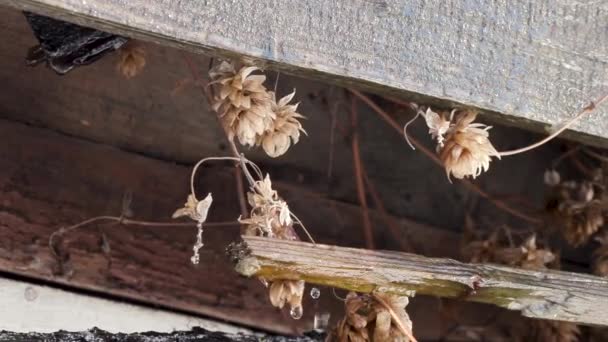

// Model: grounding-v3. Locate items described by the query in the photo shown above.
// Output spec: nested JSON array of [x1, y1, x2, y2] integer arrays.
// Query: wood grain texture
[[0, 118, 474, 337], [235, 236, 608, 327], [1, 0, 607, 145], [0, 6, 581, 240]]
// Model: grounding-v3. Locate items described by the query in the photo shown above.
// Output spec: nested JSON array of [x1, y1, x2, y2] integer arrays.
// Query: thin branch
[[327, 100, 341, 181], [350, 96, 375, 249], [235, 167, 249, 219], [349, 89, 541, 224], [361, 167, 414, 253], [49, 216, 239, 256], [551, 145, 582, 169], [583, 148, 608, 164]]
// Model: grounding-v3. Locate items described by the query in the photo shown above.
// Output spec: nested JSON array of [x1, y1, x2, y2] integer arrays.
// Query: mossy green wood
[[235, 236, 608, 327]]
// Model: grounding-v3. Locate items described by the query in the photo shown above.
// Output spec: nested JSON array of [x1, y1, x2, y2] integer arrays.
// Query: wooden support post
[[1, 0, 607, 146], [233, 236, 608, 327]]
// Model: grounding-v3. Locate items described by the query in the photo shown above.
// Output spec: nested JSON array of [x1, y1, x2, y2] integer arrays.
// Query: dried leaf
[[423, 108, 450, 147]]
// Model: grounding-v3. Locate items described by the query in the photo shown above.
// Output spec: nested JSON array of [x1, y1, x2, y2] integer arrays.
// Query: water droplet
[[313, 312, 330, 332], [310, 287, 321, 299], [290, 305, 303, 320]]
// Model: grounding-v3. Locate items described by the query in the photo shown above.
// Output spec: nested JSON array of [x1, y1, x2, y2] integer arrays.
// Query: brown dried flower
[[495, 235, 555, 270], [117, 41, 146, 79], [327, 292, 414, 342], [239, 174, 297, 239], [427, 109, 500, 180], [546, 173, 605, 247], [268, 279, 305, 317], [259, 91, 306, 157], [209, 62, 274, 147], [172, 193, 213, 226], [463, 231, 500, 264], [527, 319, 580, 342], [239, 174, 305, 314], [172, 193, 213, 264]]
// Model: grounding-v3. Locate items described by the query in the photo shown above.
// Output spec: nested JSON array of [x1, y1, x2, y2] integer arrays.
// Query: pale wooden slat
[[0, 0, 607, 146], [235, 236, 608, 327]]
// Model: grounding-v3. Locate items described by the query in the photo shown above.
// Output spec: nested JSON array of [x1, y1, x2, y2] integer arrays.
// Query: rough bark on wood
[[0, 0, 606, 146], [233, 236, 608, 327]]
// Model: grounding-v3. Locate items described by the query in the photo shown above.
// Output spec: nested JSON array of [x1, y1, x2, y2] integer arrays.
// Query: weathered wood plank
[[1, 0, 607, 145], [234, 236, 608, 327], [0, 118, 479, 337], [0, 6, 584, 243]]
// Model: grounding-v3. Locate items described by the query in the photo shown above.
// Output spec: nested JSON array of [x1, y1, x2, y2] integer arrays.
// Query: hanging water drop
[[310, 287, 321, 299], [290, 305, 303, 320]]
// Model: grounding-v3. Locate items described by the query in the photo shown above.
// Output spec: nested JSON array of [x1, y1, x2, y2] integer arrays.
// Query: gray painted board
[[0, 0, 607, 145]]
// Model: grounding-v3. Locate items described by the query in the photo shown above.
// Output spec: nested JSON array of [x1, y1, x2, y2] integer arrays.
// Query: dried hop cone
[[527, 319, 580, 342], [239, 174, 297, 239], [439, 110, 500, 180], [327, 292, 414, 342], [549, 177, 605, 247], [209, 62, 274, 147], [239, 175, 304, 314], [117, 41, 146, 79], [258, 91, 306, 157], [564, 205, 604, 247], [492, 235, 555, 270], [268, 279, 305, 318], [423, 109, 500, 180]]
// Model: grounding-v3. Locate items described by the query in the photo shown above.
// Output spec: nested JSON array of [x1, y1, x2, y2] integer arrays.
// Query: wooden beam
[[233, 236, 608, 327], [0, 118, 469, 336], [0, 0, 607, 145]]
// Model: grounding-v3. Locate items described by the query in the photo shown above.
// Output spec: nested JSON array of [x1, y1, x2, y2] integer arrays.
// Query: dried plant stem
[[372, 294, 418, 342], [182, 54, 260, 193], [190, 156, 243, 199], [362, 167, 414, 252], [235, 167, 249, 219], [583, 148, 608, 163], [349, 89, 541, 224], [403, 109, 422, 150], [49, 216, 239, 256], [551, 145, 581, 168], [351, 97, 375, 249], [183, 54, 315, 245], [499, 93, 608, 156], [327, 100, 341, 181]]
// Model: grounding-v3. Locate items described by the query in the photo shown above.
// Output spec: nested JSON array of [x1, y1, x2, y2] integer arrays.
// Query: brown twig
[[349, 89, 541, 224], [327, 100, 341, 181], [362, 167, 414, 253], [235, 166, 249, 217], [49, 216, 239, 257], [551, 145, 582, 169], [351, 96, 375, 249]]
